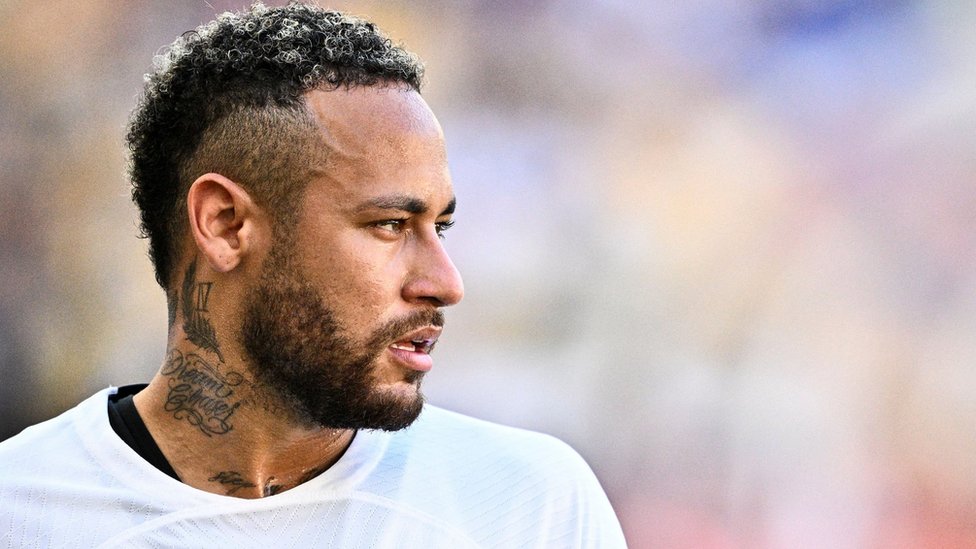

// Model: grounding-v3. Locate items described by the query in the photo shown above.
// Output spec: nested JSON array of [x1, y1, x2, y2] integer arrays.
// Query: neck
[[134, 343, 354, 498], [134, 260, 354, 498], [135, 261, 354, 498]]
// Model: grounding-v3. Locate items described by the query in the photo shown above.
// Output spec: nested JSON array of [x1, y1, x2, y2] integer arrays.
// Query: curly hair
[[127, 2, 425, 289]]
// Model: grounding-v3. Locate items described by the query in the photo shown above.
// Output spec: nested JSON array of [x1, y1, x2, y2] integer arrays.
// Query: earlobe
[[186, 173, 260, 273]]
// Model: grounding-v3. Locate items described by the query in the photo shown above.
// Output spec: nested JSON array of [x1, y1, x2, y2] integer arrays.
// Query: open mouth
[[390, 338, 436, 354], [386, 325, 441, 372]]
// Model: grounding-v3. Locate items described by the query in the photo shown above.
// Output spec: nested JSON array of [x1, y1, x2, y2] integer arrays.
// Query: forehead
[[305, 84, 444, 145], [302, 86, 449, 203]]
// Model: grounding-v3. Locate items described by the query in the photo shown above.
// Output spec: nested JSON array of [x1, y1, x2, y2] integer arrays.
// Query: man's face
[[240, 85, 463, 430]]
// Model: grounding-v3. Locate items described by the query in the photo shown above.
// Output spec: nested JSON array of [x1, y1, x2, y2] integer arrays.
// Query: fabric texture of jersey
[[0, 387, 627, 548]]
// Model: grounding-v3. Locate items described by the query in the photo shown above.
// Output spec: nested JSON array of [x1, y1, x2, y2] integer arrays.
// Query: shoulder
[[404, 405, 591, 477], [0, 388, 182, 548], [0, 389, 117, 545], [0, 388, 127, 494], [0, 391, 97, 465], [362, 405, 627, 547]]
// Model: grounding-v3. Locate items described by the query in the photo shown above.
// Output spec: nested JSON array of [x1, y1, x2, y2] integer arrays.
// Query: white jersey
[[0, 387, 626, 548]]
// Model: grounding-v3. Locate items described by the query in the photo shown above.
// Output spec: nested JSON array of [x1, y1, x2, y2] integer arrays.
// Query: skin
[[133, 85, 464, 498]]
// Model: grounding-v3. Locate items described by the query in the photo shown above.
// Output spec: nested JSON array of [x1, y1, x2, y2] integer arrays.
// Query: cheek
[[314, 250, 401, 323], [295, 225, 407, 321]]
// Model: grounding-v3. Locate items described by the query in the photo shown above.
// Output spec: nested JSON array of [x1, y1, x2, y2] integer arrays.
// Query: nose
[[402, 235, 464, 307]]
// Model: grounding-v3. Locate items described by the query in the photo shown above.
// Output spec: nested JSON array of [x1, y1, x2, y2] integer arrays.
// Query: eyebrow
[[357, 194, 456, 216]]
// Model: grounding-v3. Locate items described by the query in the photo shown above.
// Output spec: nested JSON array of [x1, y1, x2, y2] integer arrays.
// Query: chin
[[364, 386, 425, 431], [378, 383, 424, 408], [374, 367, 425, 398], [376, 374, 426, 404], [308, 381, 426, 432]]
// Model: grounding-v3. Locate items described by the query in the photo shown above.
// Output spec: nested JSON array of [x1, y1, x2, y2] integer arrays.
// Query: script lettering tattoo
[[207, 464, 332, 498], [161, 349, 243, 436], [208, 471, 256, 495], [181, 260, 224, 362]]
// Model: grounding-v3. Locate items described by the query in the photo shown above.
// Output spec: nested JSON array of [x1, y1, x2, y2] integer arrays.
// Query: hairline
[[163, 80, 422, 290]]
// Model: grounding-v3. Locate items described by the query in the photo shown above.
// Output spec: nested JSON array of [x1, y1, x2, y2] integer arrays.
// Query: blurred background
[[1, 0, 975, 546]]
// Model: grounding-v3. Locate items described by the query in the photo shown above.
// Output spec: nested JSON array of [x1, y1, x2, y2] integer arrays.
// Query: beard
[[239, 241, 443, 431]]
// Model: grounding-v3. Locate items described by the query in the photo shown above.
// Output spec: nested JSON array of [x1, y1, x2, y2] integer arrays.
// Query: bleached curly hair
[[127, 2, 425, 289]]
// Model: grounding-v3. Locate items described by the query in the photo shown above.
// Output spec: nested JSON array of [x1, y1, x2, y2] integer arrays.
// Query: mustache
[[367, 309, 444, 348]]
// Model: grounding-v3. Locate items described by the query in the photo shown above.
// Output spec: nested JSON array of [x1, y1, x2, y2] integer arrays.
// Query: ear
[[186, 173, 264, 273]]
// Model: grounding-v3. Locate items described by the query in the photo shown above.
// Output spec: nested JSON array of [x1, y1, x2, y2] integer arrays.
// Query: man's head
[[239, 85, 463, 430], [129, 3, 463, 430], [127, 2, 424, 289]]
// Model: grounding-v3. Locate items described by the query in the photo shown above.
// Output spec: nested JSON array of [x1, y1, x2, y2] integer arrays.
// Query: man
[[0, 3, 626, 547]]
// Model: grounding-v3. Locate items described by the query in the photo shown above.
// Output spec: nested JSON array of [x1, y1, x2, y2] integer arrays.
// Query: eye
[[435, 220, 455, 239], [374, 219, 407, 233]]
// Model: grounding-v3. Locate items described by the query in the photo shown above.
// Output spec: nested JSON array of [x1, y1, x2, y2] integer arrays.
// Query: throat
[[138, 374, 355, 498], [185, 428, 354, 498], [205, 461, 335, 499]]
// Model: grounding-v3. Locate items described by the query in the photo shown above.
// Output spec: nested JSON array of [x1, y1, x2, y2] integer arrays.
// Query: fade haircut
[[127, 2, 425, 289]]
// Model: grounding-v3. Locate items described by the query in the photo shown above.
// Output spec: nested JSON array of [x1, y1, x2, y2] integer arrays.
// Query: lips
[[387, 326, 441, 372], [390, 339, 436, 353]]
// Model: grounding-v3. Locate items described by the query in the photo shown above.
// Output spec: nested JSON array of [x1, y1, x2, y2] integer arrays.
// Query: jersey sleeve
[[537, 437, 629, 548]]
